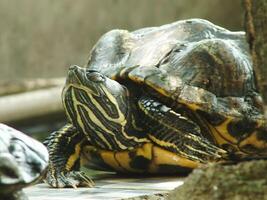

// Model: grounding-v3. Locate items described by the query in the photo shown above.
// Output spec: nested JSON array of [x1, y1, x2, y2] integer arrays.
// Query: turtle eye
[[86, 71, 105, 82]]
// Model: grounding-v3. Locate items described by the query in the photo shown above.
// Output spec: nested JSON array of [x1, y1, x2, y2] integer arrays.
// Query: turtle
[[0, 123, 48, 200], [44, 19, 267, 188]]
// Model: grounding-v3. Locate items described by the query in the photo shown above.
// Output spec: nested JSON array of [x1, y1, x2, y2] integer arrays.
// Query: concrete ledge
[[0, 86, 63, 123], [24, 176, 184, 200]]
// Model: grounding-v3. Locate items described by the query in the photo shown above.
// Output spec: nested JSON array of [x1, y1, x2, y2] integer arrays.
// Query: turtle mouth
[[65, 65, 85, 85]]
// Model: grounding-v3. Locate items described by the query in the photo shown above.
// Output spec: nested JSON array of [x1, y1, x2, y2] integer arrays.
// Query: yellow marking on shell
[[110, 73, 118, 80], [239, 132, 267, 152], [99, 150, 125, 172], [116, 143, 153, 172], [206, 122, 231, 147], [184, 103, 201, 111], [204, 118, 245, 154], [82, 145, 143, 172], [66, 142, 81, 171], [135, 143, 153, 160], [202, 117, 267, 155], [143, 74, 183, 98], [147, 83, 170, 97], [128, 73, 144, 84], [81, 143, 200, 173], [114, 151, 133, 171], [95, 144, 153, 173], [213, 118, 238, 144], [119, 67, 130, 78], [148, 134, 205, 163], [114, 151, 142, 173], [93, 143, 153, 173], [150, 145, 200, 171], [178, 98, 201, 111]]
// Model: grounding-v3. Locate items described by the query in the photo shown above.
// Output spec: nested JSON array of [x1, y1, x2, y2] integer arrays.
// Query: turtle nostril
[[86, 72, 105, 82], [69, 65, 79, 71], [87, 69, 99, 73]]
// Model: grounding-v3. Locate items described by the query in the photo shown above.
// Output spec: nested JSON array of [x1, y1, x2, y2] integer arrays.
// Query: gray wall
[[0, 0, 243, 80]]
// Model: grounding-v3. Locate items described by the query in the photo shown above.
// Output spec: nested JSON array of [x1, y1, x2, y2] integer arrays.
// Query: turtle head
[[63, 65, 131, 141]]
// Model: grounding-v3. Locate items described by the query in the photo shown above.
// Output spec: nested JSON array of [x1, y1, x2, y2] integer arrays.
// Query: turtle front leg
[[138, 96, 227, 166], [44, 124, 94, 188]]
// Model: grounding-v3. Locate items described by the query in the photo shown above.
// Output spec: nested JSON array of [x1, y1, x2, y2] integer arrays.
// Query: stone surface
[[24, 176, 184, 200], [168, 160, 267, 200]]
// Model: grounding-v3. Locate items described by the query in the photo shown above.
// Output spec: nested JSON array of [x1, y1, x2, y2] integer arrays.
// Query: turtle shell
[[0, 123, 48, 196], [86, 18, 262, 120]]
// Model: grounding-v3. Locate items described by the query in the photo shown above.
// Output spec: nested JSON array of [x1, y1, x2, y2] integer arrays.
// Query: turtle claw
[[67, 171, 95, 188], [46, 169, 94, 188]]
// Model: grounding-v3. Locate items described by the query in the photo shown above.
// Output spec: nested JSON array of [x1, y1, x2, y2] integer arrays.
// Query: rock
[[124, 193, 168, 200], [0, 123, 49, 200], [168, 160, 267, 200]]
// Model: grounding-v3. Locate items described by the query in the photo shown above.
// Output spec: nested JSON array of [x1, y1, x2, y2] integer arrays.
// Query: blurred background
[[0, 0, 244, 139], [1, 0, 243, 80]]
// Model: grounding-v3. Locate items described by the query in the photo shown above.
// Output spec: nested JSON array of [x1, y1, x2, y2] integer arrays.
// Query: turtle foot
[[45, 170, 95, 188]]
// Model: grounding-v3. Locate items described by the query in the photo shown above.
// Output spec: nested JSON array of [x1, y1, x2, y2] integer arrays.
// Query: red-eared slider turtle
[[45, 19, 267, 188], [0, 123, 48, 200]]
